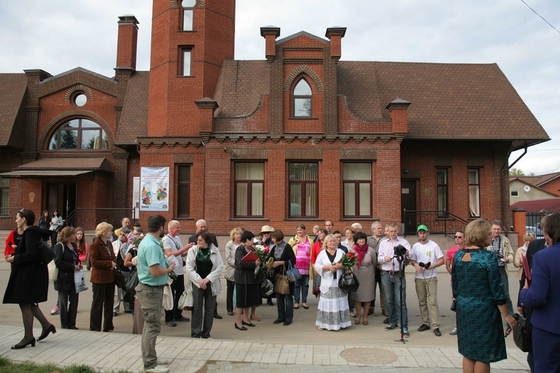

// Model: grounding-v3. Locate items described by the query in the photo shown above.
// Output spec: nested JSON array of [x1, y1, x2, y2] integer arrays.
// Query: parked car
[[525, 225, 544, 238]]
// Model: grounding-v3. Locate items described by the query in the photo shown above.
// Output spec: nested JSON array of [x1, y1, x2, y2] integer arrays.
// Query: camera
[[419, 261, 431, 269], [394, 244, 407, 257]]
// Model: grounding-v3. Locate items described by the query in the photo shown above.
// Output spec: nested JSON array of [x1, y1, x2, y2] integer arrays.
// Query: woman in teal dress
[[451, 219, 517, 373]]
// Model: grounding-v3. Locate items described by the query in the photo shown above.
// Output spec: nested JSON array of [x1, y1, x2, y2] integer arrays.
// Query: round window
[[74, 93, 87, 107]]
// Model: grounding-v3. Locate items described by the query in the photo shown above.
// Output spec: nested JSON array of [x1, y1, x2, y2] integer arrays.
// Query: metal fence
[[403, 209, 469, 237], [0, 207, 136, 230]]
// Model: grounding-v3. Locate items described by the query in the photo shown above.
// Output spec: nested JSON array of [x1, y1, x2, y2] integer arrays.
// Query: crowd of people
[[3, 209, 560, 373]]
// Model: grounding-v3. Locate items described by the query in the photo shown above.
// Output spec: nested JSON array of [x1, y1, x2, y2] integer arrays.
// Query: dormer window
[[293, 78, 312, 117], [182, 0, 196, 31], [49, 118, 108, 150]]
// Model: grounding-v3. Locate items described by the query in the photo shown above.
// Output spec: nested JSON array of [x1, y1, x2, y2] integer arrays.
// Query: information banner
[[140, 167, 169, 211]]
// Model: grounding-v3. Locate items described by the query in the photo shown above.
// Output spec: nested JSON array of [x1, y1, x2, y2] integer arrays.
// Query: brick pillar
[[260, 27, 280, 62], [512, 206, 526, 247], [386, 98, 411, 135], [195, 98, 218, 139]]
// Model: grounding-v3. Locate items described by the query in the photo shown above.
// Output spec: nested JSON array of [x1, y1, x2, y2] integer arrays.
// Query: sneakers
[[417, 324, 430, 332], [165, 321, 177, 327], [433, 328, 442, 337], [385, 324, 396, 330], [449, 327, 458, 335], [144, 365, 169, 373], [350, 310, 356, 317], [383, 317, 390, 324], [403, 328, 410, 337], [50, 305, 59, 315]]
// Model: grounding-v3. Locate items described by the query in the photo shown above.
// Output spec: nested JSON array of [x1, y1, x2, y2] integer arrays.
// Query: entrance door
[[47, 182, 76, 227], [401, 180, 417, 235]]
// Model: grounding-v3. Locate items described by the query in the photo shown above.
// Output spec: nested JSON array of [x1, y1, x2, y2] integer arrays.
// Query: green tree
[[509, 168, 525, 177]]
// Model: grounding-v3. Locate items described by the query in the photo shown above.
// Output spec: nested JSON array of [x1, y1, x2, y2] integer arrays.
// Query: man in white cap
[[409, 224, 444, 336]]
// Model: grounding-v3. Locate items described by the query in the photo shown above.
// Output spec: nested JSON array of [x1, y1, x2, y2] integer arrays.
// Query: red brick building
[[0, 0, 550, 235]]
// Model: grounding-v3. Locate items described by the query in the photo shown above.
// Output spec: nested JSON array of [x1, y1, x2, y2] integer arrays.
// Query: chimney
[[116, 15, 139, 70], [386, 98, 411, 135], [325, 27, 346, 62], [260, 26, 281, 62]]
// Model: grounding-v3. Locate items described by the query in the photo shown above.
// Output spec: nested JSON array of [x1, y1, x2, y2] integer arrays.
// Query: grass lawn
[[0, 357, 130, 373]]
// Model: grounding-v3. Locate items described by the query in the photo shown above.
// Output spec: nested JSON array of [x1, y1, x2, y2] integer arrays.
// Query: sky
[[0, 0, 558, 176]]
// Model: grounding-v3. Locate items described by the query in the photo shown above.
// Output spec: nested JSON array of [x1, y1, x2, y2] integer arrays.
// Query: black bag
[[450, 299, 457, 312], [125, 268, 139, 295], [38, 239, 56, 265], [513, 314, 532, 352], [114, 268, 127, 289], [338, 270, 360, 292]]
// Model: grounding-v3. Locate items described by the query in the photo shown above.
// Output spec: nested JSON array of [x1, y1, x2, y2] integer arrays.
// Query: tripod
[[394, 254, 408, 344]]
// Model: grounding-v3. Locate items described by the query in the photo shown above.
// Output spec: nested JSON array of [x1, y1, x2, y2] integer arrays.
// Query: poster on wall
[[140, 167, 169, 211]]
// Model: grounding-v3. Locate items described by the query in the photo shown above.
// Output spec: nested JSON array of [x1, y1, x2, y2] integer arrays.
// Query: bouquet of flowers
[[127, 232, 177, 280], [339, 251, 358, 270], [254, 244, 270, 263]]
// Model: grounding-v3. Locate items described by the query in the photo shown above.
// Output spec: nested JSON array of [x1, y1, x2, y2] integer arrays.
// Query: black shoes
[[242, 321, 255, 327], [38, 324, 56, 341], [234, 323, 247, 331], [417, 324, 430, 332], [383, 318, 390, 324], [214, 312, 223, 319], [174, 316, 190, 322], [434, 328, 442, 337], [11, 338, 35, 349], [273, 319, 284, 324], [267, 298, 274, 306], [283, 321, 291, 326]]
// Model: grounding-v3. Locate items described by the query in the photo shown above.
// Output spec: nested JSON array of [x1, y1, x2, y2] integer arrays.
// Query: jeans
[[276, 293, 294, 323], [294, 274, 309, 304], [191, 284, 216, 338], [381, 271, 408, 328], [414, 277, 439, 328], [136, 283, 163, 369]]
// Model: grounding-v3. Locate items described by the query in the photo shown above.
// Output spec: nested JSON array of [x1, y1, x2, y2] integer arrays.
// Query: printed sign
[[140, 167, 169, 211]]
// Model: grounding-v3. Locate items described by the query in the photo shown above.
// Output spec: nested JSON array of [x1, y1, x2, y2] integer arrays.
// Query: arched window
[[293, 78, 312, 117], [49, 118, 108, 151], [182, 0, 196, 31]]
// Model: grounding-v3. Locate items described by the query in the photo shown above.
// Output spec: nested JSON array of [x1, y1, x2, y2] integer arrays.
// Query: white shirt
[[378, 236, 411, 272], [162, 234, 184, 275], [409, 240, 444, 279]]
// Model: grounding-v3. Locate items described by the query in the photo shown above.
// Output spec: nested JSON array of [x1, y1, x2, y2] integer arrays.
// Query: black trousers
[[90, 283, 115, 332]]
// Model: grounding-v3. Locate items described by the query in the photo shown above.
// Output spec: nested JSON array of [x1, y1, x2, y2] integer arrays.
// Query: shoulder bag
[[286, 260, 301, 282], [274, 264, 290, 295], [125, 268, 139, 295], [48, 243, 63, 280], [114, 268, 127, 289], [39, 239, 56, 265]]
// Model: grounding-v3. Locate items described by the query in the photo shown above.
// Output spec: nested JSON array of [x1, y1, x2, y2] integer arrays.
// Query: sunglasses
[[454, 236, 464, 239]]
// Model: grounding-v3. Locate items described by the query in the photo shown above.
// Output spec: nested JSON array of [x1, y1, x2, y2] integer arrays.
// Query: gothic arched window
[[293, 78, 312, 117]]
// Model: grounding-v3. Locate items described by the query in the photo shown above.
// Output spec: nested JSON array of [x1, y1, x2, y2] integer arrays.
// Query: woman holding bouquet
[[351, 232, 376, 325], [314, 234, 351, 330]]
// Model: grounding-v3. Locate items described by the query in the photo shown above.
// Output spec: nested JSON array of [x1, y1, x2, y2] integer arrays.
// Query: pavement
[[0, 260, 531, 373]]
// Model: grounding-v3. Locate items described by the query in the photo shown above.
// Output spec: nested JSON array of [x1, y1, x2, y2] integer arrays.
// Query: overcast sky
[[0, 0, 558, 176]]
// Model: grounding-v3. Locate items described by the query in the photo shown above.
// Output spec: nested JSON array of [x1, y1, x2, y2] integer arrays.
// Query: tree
[[509, 168, 525, 177]]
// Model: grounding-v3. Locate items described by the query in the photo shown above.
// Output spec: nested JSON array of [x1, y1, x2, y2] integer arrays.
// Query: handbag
[[513, 314, 532, 352], [114, 268, 127, 289], [162, 277, 174, 310], [274, 264, 290, 295], [74, 269, 88, 293], [48, 243, 64, 281], [125, 268, 139, 295], [38, 239, 56, 265], [178, 284, 194, 310], [286, 261, 301, 282], [450, 299, 457, 312], [338, 270, 360, 292]]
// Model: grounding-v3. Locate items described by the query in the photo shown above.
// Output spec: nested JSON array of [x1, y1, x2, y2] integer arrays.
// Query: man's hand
[[168, 261, 176, 272]]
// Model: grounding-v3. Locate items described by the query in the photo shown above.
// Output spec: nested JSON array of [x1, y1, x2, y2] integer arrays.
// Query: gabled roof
[[277, 31, 329, 45], [517, 172, 560, 187], [0, 73, 27, 148], [510, 198, 560, 213], [509, 177, 559, 198]]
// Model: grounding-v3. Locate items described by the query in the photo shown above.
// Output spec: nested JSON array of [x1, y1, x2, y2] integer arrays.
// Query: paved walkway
[[0, 323, 529, 373]]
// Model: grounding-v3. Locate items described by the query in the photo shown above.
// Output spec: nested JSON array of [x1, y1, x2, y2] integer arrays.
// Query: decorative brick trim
[[283, 65, 324, 92], [64, 85, 93, 100]]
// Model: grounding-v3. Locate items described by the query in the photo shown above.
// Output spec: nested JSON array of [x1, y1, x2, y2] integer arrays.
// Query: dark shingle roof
[[116, 71, 149, 144], [0, 73, 27, 148]]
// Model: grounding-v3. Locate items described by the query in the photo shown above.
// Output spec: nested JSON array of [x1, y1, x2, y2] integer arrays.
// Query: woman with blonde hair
[[54, 226, 81, 329], [514, 231, 536, 306], [89, 221, 117, 332], [452, 218, 517, 373], [224, 227, 243, 316]]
